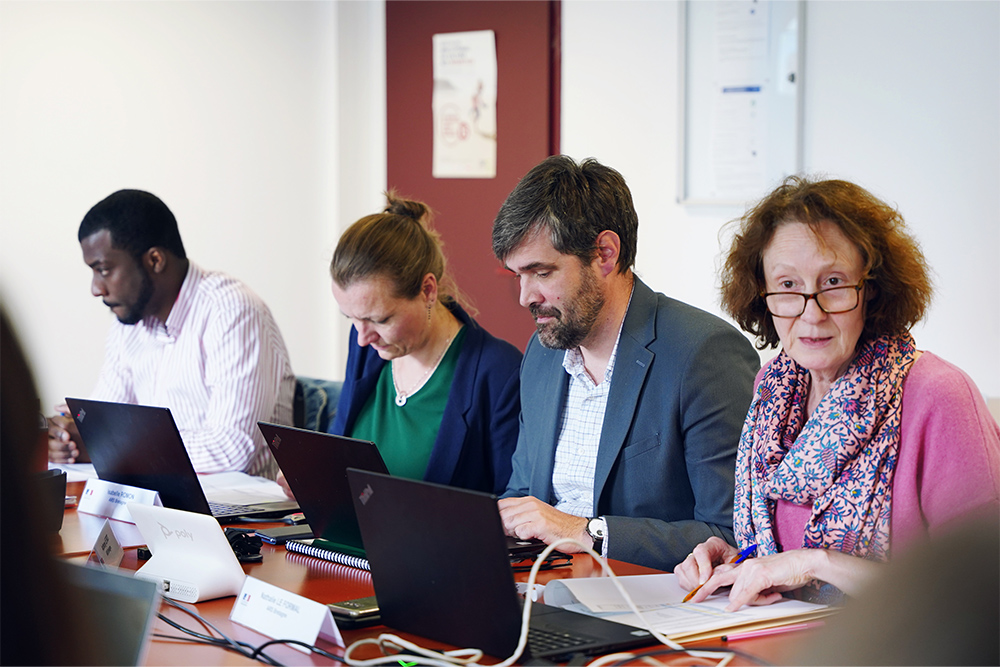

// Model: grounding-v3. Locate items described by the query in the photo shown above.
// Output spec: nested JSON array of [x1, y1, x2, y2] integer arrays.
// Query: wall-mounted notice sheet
[[680, 0, 802, 205], [432, 30, 497, 179]]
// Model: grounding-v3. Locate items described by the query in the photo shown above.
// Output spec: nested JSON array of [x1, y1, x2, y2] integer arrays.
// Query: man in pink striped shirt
[[47, 190, 295, 478]]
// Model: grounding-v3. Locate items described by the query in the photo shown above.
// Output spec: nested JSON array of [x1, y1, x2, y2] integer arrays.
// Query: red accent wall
[[386, 0, 560, 351]]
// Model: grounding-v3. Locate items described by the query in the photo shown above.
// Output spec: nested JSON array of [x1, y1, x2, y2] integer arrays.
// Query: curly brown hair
[[720, 176, 933, 349]]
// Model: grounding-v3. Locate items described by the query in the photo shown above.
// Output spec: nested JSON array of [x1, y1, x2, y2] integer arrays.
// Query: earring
[[427, 301, 432, 322]]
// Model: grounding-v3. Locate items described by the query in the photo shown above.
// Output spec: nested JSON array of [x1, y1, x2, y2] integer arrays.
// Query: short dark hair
[[492, 155, 638, 273], [721, 176, 933, 349], [78, 190, 186, 260], [331, 191, 465, 308]]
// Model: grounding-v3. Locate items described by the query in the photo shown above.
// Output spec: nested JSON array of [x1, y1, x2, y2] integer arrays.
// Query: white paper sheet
[[199, 472, 289, 504], [544, 573, 829, 639]]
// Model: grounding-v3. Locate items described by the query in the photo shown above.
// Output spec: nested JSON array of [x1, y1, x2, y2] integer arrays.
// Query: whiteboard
[[678, 0, 804, 205]]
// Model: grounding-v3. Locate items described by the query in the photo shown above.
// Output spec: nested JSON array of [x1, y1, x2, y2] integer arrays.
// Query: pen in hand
[[682, 543, 757, 603]]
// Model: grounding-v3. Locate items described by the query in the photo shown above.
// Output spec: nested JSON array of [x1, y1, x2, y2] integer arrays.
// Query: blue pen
[[682, 543, 757, 602], [731, 543, 757, 565]]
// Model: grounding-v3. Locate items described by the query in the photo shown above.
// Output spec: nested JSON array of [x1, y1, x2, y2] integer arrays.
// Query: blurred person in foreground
[[677, 176, 1000, 610], [795, 516, 998, 665], [2, 309, 100, 665]]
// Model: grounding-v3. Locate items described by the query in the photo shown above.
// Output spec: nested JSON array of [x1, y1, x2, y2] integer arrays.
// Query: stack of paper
[[543, 573, 835, 644]]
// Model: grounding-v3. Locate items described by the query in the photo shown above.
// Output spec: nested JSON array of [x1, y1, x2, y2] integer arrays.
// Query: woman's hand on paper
[[680, 542, 883, 611], [675, 536, 740, 590], [704, 550, 818, 610]]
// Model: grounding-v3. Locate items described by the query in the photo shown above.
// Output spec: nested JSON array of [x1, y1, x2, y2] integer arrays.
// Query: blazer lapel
[[592, 280, 656, 505], [425, 315, 477, 484], [529, 344, 569, 498]]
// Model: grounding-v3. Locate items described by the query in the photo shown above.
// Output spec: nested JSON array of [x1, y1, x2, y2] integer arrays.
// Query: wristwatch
[[585, 516, 607, 549]]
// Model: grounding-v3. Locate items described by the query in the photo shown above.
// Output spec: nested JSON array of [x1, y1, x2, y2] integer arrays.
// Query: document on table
[[543, 573, 834, 643], [50, 463, 288, 504], [199, 472, 289, 504]]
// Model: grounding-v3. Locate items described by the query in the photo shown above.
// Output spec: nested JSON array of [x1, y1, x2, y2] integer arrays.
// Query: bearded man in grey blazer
[[492, 156, 758, 571]]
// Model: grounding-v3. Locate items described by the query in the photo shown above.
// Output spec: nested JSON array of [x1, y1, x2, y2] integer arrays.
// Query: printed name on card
[[88, 518, 125, 569], [230, 576, 344, 652], [78, 478, 162, 523]]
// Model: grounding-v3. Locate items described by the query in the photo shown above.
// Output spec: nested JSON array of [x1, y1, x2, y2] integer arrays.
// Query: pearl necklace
[[392, 334, 455, 407]]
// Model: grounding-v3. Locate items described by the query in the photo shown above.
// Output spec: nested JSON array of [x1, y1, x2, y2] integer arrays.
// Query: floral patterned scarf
[[734, 333, 917, 562]]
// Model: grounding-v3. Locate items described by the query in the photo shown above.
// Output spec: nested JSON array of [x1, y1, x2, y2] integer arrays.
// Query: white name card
[[88, 518, 125, 569], [230, 577, 344, 653], [78, 478, 162, 523]]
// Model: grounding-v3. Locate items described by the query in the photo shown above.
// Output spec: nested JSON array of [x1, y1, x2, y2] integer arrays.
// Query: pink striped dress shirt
[[91, 262, 295, 478]]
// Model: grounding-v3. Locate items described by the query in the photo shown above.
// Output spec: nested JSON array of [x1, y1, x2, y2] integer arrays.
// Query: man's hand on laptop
[[497, 496, 591, 552], [48, 402, 89, 463]]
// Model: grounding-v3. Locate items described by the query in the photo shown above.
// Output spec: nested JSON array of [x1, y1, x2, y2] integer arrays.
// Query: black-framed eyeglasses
[[761, 280, 866, 318]]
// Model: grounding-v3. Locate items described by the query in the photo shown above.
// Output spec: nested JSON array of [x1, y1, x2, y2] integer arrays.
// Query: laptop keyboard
[[208, 501, 259, 516], [527, 626, 594, 654]]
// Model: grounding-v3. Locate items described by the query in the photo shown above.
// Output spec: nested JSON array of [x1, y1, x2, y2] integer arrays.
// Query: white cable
[[585, 650, 643, 667], [343, 635, 481, 666], [342, 536, 734, 667]]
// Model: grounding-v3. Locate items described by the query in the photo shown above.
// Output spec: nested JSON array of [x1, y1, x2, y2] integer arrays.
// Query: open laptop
[[347, 468, 656, 662], [66, 398, 299, 522], [258, 422, 389, 563], [57, 561, 160, 665], [259, 422, 546, 562]]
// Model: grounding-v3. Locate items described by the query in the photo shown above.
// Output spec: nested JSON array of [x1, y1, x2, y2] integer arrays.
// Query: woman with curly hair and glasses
[[676, 177, 999, 610]]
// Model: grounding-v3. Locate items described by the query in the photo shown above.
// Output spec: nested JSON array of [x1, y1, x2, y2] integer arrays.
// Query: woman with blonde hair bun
[[326, 192, 522, 494]]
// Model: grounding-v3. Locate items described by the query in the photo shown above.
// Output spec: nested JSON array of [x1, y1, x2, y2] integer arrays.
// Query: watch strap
[[586, 516, 607, 547]]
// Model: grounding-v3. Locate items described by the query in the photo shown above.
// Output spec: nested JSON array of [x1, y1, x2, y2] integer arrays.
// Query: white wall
[[3, 0, 997, 413], [561, 0, 999, 400], [0, 1, 386, 411]]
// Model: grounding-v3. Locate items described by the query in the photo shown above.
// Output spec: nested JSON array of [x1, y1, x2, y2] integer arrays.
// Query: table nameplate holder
[[230, 576, 344, 652], [87, 518, 126, 569], [78, 478, 162, 523]]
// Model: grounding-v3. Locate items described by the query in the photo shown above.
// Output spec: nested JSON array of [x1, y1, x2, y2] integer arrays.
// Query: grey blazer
[[504, 278, 759, 571]]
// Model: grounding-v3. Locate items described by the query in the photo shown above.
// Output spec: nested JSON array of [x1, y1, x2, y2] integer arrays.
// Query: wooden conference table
[[56, 481, 814, 666]]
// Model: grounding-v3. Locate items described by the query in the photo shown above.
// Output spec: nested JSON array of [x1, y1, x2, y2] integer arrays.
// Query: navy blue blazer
[[330, 302, 522, 495], [504, 278, 759, 571]]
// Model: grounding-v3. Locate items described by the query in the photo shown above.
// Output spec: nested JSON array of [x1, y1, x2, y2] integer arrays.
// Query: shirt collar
[[140, 262, 201, 341], [561, 283, 635, 385]]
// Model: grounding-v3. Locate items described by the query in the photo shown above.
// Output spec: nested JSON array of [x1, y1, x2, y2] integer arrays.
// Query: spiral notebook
[[258, 423, 389, 570]]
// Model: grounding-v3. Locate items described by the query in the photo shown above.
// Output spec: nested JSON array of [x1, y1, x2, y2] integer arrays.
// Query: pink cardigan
[[772, 352, 1000, 554]]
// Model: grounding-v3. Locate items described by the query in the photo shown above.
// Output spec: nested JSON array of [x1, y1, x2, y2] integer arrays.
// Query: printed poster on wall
[[432, 30, 497, 179]]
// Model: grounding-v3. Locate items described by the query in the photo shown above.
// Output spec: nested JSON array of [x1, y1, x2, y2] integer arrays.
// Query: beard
[[113, 271, 154, 325], [530, 265, 605, 350]]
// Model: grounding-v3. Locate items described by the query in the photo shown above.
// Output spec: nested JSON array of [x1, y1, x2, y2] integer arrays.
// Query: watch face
[[588, 517, 606, 540]]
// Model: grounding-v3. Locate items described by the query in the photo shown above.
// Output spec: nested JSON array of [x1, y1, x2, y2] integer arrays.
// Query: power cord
[[156, 597, 277, 664], [152, 539, 743, 666], [155, 596, 348, 665], [341, 537, 737, 667]]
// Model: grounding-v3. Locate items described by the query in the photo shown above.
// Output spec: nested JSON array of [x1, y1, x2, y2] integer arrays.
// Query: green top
[[350, 326, 467, 480]]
